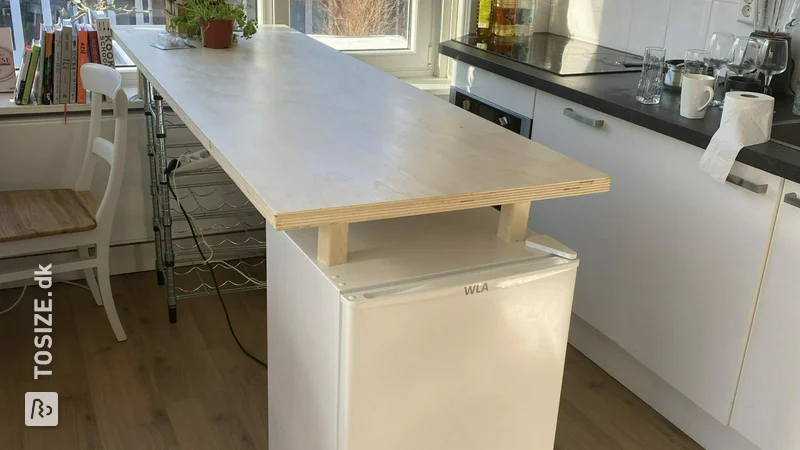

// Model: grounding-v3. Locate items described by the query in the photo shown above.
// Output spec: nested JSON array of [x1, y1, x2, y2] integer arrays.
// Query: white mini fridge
[[267, 208, 579, 450]]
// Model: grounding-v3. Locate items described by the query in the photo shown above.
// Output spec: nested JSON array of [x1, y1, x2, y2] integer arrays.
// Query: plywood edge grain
[[272, 176, 610, 230]]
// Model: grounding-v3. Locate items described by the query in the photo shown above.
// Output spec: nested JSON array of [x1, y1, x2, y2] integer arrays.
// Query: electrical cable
[[0, 278, 90, 316], [171, 170, 265, 287], [166, 164, 267, 369], [0, 284, 27, 316]]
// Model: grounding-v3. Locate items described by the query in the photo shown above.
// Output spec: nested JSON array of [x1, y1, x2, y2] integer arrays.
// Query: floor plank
[[0, 270, 699, 450]]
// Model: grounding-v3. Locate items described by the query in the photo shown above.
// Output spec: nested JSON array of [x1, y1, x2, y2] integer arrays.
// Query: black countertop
[[440, 36, 800, 184]]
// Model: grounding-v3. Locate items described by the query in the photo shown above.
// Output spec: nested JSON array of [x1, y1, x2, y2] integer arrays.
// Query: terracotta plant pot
[[199, 19, 234, 49]]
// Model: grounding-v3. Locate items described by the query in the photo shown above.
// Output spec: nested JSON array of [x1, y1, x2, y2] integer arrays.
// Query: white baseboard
[[569, 314, 762, 450], [0, 240, 158, 287]]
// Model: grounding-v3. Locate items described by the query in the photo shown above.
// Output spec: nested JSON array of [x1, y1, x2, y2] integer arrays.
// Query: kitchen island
[[113, 25, 610, 450]]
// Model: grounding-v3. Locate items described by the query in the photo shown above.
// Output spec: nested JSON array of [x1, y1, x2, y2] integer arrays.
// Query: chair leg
[[78, 246, 103, 306], [95, 244, 127, 342]]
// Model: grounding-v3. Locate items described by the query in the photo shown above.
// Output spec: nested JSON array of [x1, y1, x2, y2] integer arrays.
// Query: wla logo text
[[464, 283, 489, 295]]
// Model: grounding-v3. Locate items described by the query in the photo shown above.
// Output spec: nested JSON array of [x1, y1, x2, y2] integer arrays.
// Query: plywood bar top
[[113, 26, 610, 231]]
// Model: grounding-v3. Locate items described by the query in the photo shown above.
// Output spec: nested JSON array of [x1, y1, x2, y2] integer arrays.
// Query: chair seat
[[0, 189, 98, 243]]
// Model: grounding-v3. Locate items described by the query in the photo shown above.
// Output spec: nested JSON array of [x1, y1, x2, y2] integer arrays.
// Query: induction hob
[[455, 33, 643, 76]]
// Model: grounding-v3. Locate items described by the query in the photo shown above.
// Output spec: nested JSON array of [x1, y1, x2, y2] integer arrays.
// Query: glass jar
[[492, 0, 517, 38]]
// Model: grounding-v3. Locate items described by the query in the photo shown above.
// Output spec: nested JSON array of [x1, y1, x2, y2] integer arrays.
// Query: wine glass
[[705, 32, 735, 106], [757, 38, 789, 94], [684, 49, 710, 75], [727, 36, 759, 76]]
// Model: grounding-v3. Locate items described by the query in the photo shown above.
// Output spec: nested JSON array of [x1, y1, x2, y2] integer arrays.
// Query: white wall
[[548, 0, 800, 67], [0, 112, 204, 276]]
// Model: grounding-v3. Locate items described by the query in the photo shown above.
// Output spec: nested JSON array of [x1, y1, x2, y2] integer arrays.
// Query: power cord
[[0, 284, 27, 316], [0, 278, 91, 316], [165, 161, 267, 369]]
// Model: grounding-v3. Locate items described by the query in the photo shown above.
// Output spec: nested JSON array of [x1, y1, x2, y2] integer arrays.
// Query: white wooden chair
[[0, 63, 128, 342]]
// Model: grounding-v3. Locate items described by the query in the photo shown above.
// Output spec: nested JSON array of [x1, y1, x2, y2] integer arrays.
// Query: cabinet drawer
[[529, 90, 781, 424], [731, 180, 800, 450]]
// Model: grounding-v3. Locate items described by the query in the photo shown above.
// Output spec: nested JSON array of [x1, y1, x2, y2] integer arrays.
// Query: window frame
[[263, 0, 464, 78]]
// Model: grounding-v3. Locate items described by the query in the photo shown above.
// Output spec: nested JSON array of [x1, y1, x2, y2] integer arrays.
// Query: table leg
[[141, 74, 165, 286], [317, 223, 349, 266], [497, 202, 531, 242]]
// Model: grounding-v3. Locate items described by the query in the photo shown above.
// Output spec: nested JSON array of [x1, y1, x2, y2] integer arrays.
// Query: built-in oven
[[449, 87, 532, 138]]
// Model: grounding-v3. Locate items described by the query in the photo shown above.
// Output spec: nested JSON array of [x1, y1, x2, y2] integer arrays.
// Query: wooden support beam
[[317, 223, 349, 266], [497, 202, 531, 243]]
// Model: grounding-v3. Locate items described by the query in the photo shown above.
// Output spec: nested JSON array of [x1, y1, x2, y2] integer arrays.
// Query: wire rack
[[141, 74, 266, 323]]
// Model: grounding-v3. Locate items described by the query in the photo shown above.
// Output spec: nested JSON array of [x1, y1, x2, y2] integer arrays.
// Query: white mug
[[680, 74, 715, 119]]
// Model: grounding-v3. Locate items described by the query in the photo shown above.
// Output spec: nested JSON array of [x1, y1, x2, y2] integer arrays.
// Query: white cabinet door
[[529, 91, 782, 424], [730, 180, 800, 450]]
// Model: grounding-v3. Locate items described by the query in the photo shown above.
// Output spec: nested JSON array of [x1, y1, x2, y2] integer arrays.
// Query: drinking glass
[[705, 32, 735, 106], [727, 36, 759, 76], [684, 49, 710, 75], [636, 47, 666, 105], [757, 38, 789, 94]]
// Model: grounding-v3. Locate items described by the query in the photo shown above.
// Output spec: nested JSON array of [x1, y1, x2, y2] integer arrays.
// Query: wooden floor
[[0, 271, 701, 450]]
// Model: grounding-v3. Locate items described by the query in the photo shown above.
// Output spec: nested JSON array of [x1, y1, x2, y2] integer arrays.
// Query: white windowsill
[[0, 86, 142, 117], [309, 34, 410, 52]]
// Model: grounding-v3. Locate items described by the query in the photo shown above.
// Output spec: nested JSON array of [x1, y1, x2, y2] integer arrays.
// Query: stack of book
[[14, 18, 115, 105]]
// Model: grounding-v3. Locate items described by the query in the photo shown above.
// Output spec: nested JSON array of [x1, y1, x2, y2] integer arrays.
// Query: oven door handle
[[563, 108, 605, 128]]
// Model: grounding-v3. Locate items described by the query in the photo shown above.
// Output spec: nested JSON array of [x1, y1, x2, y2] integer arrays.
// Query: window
[[273, 0, 442, 77], [2, 0, 165, 66]]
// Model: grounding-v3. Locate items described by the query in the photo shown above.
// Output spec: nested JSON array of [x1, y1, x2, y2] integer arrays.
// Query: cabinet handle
[[784, 192, 800, 209], [563, 108, 604, 128], [726, 174, 768, 194]]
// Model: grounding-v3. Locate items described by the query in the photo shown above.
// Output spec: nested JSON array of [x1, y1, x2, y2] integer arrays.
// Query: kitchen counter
[[114, 26, 609, 265], [440, 36, 800, 184]]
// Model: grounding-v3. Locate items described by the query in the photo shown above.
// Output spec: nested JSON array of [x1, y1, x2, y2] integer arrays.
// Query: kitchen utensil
[[636, 47, 666, 105], [754, 0, 800, 34], [680, 74, 715, 119], [664, 59, 685, 90], [684, 49, 710, 75], [706, 32, 735, 106], [757, 37, 789, 94]]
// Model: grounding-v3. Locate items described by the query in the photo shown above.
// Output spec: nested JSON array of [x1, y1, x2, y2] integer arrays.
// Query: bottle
[[515, 0, 535, 37], [492, 0, 517, 38], [476, 0, 492, 38]]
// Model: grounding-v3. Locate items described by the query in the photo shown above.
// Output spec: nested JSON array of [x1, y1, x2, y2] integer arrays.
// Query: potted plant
[[169, 0, 257, 49]]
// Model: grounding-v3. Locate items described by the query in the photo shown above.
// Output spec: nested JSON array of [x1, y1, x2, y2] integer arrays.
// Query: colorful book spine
[[95, 19, 114, 68], [21, 42, 40, 105], [42, 31, 54, 105], [69, 28, 77, 104], [0, 28, 16, 93], [77, 29, 88, 104], [52, 28, 61, 104], [34, 26, 45, 104], [88, 29, 100, 65], [14, 48, 30, 105], [60, 24, 71, 104]]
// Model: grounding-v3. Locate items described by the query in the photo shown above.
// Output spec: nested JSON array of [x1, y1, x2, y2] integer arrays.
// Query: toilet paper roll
[[698, 92, 774, 183]]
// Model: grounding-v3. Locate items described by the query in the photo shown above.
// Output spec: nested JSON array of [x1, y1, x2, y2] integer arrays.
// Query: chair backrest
[[74, 63, 128, 235]]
